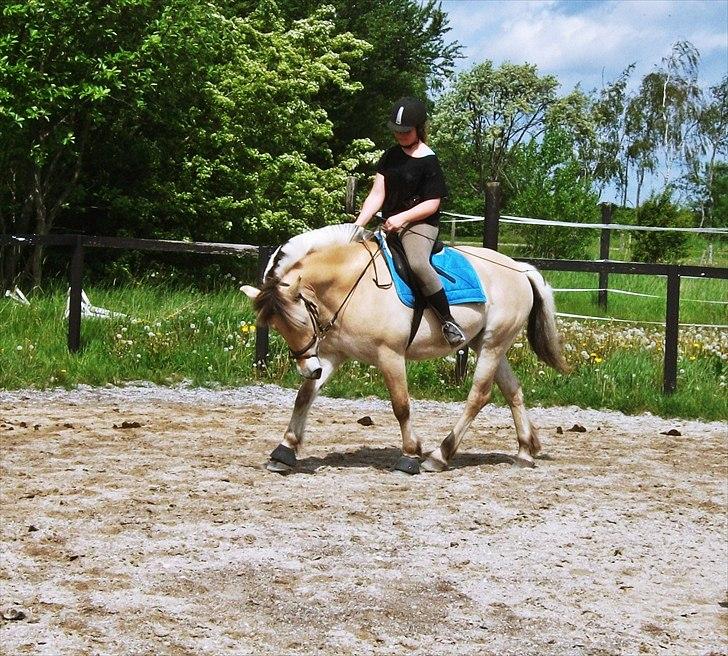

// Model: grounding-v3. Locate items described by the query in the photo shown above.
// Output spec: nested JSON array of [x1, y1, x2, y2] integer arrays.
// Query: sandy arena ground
[[0, 383, 726, 656]]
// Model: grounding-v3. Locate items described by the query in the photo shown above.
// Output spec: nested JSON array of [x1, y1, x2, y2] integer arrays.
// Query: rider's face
[[393, 128, 418, 148]]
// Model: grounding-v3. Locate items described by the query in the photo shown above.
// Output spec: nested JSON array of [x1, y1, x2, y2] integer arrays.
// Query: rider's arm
[[354, 174, 385, 227]]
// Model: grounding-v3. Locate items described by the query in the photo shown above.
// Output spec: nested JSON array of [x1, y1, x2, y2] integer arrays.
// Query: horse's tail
[[524, 266, 571, 374]]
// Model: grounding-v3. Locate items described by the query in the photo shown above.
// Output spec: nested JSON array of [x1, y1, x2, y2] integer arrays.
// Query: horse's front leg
[[378, 349, 421, 475], [266, 357, 339, 473]]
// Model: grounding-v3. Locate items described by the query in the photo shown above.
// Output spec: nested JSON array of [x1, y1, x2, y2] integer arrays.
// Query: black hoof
[[269, 443, 297, 471], [394, 455, 420, 475]]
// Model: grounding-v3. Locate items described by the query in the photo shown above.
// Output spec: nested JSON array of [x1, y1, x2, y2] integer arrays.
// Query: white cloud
[[441, 0, 727, 91]]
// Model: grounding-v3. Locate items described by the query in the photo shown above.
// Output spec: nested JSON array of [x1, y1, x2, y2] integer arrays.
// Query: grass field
[[1, 268, 725, 420]]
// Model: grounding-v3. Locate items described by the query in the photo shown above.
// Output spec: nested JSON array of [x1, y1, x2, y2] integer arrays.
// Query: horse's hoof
[[268, 444, 297, 472], [393, 455, 420, 475], [421, 456, 448, 473], [511, 456, 536, 469], [265, 459, 293, 474]]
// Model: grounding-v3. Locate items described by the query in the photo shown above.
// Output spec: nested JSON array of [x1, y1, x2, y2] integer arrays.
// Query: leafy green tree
[[87, 1, 372, 247], [1, 0, 375, 285], [505, 128, 599, 259], [589, 65, 636, 203], [686, 78, 728, 227], [430, 60, 590, 213], [274, 0, 461, 152], [631, 191, 691, 263], [0, 0, 156, 286]]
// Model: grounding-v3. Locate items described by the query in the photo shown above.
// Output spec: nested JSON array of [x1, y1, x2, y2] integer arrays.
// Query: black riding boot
[[425, 288, 466, 347]]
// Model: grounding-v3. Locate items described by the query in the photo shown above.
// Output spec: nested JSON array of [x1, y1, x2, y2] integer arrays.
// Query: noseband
[[288, 294, 332, 360]]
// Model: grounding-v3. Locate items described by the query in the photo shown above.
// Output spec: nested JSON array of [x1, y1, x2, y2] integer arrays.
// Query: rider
[[353, 96, 466, 347]]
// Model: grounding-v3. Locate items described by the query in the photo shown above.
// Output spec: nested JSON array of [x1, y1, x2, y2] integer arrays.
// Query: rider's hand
[[383, 213, 407, 232]]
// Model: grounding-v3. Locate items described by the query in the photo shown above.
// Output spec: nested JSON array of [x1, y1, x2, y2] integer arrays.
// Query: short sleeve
[[419, 156, 448, 201], [375, 148, 391, 175]]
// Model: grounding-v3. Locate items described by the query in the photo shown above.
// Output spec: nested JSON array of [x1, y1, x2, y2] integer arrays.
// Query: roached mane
[[262, 224, 370, 282], [254, 224, 370, 326]]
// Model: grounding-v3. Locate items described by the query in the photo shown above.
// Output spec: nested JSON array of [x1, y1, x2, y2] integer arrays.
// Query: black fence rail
[[3, 219, 727, 394], [452, 182, 728, 393], [0, 233, 272, 360]]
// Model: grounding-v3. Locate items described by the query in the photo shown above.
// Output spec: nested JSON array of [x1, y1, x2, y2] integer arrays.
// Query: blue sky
[[439, 0, 727, 93]]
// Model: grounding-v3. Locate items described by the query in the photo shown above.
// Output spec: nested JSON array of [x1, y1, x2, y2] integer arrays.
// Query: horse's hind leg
[[494, 355, 541, 464], [266, 357, 339, 473], [422, 347, 502, 472]]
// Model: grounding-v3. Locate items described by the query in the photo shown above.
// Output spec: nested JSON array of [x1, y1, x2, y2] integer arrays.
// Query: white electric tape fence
[[440, 210, 727, 328], [441, 211, 728, 234]]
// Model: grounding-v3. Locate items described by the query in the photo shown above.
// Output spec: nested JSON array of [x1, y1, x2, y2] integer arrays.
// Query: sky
[[439, 0, 727, 93]]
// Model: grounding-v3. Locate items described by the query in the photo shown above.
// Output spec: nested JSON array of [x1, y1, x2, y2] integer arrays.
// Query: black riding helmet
[[387, 97, 427, 133]]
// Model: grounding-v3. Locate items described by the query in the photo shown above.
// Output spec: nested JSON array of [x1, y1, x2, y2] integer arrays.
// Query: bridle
[[283, 240, 389, 360], [288, 293, 330, 360]]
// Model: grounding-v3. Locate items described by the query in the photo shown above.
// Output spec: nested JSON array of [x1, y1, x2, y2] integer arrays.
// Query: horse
[[242, 224, 569, 475]]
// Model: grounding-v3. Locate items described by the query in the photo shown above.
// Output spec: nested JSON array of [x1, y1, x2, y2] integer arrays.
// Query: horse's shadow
[[295, 446, 540, 474]]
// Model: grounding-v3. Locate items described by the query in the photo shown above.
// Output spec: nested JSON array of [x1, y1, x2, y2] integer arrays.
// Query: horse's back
[[456, 246, 534, 320]]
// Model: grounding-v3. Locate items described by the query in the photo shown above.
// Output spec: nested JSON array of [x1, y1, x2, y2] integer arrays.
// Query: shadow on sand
[[294, 446, 541, 474]]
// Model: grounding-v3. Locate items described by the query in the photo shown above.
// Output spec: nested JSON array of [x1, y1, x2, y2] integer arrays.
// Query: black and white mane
[[263, 224, 371, 282]]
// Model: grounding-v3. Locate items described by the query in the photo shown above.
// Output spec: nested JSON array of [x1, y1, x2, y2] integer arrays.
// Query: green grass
[[1, 280, 726, 420]]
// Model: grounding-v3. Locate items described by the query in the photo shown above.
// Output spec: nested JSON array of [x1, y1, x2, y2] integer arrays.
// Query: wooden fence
[[467, 181, 728, 393], [3, 206, 727, 394]]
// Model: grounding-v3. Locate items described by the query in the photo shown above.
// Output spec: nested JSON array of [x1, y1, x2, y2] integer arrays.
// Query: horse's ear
[[240, 285, 260, 300], [287, 276, 302, 298]]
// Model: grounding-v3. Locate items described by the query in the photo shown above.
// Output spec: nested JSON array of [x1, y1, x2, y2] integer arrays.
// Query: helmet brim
[[387, 121, 415, 133]]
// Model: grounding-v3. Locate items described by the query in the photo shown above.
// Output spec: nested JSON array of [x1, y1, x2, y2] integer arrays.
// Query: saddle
[[374, 232, 486, 347]]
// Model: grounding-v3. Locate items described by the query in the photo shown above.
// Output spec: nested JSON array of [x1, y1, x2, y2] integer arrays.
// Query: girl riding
[[353, 97, 466, 347]]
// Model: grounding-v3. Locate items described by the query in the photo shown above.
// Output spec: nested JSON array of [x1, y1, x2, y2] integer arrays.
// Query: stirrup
[[442, 321, 466, 346]]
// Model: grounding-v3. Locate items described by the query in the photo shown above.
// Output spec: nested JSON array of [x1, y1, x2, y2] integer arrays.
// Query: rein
[[285, 240, 388, 359]]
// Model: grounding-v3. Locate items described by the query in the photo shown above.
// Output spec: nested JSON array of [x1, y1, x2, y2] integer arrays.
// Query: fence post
[[345, 176, 357, 215], [598, 203, 613, 309], [68, 236, 85, 353], [483, 181, 501, 250], [254, 245, 274, 368], [663, 269, 680, 394]]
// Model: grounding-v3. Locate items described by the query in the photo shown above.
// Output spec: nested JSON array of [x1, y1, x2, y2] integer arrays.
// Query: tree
[[430, 60, 591, 212], [588, 41, 704, 210], [0, 0, 157, 286], [1, 0, 375, 285], [275, 0, 461, 152], [505, 128, 599, 259], [589, 65, 636, 204], [685, 78, 728, 227]]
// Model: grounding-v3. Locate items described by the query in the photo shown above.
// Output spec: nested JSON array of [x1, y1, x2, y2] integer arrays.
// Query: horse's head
[[241, 276, 323, 380]]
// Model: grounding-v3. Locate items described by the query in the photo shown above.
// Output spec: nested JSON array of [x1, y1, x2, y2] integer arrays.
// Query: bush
[[632, 192, 691, 263]]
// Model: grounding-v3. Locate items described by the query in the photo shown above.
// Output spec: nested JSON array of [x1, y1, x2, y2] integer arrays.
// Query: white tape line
[[552, 287, 728, 305], [440, 211, 728, 234], [556, 312, 728, 329]]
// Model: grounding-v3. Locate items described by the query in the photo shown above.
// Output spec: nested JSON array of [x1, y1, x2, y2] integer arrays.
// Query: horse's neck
[[298, 242, 371, 303]]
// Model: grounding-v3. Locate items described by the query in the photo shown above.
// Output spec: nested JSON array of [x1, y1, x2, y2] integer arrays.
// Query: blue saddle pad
[[375, 233, 486, 309]]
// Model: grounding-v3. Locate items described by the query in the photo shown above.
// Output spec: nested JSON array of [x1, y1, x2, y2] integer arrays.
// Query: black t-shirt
[[376, 145, 448, 226]]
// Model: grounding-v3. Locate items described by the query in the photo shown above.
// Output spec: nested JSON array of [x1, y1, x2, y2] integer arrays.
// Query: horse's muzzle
[[297, 356, 323, 380]]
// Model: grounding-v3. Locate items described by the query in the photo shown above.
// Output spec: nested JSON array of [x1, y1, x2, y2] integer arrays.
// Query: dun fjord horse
[[242, 224, 569, 475]]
